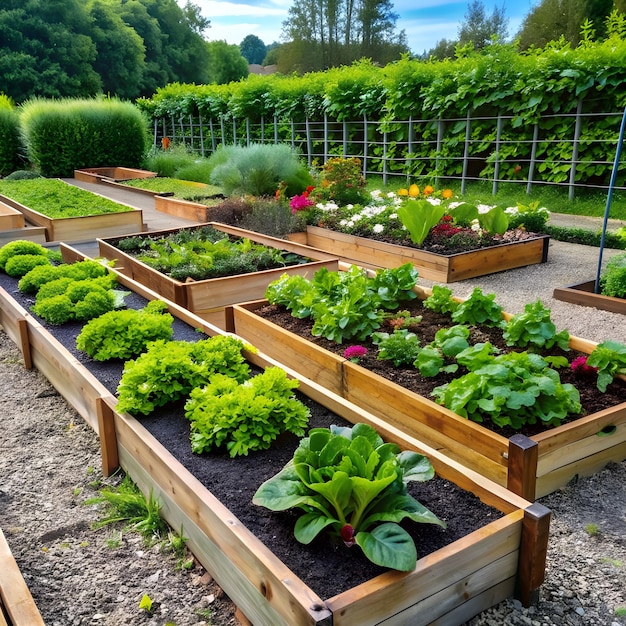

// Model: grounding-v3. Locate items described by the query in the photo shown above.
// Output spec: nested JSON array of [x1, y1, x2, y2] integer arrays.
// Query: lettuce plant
[[253, 423, 445, 571], [586, 340, 626, 392], [451, 287, 504, 327], [422, 284, 459, 315], [76, 300, 174, 361], [396, 199, 446, 246], [0, 239, 49, 271], [184, 367, 310, 457], [503, 300, 570, 350]]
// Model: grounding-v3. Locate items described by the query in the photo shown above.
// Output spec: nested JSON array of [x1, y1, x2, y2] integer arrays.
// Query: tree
[[280, 0, 408, 71], [516, 0, 614, 50], [457, 0, 508, 49], [206, 41, 249, 84], [240, 34, 267, 65]]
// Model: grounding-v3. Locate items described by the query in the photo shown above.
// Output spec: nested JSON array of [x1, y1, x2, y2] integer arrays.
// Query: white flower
[[370, 189, 382, 200], [471, 219, 481, 231], [448, 201, 464, 209], [427, 197, 442, 206], [386, 192, 396, 199], [373, 224, 384, 233], [389, 213, 397, 220], [477, 203, 496, 214], [504, 206, 519, 214], [346, 204, 354, 210]]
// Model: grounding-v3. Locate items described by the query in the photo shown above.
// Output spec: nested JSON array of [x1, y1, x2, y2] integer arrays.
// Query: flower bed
[[0, 178, 144, 242], [96, 223, 340, 326], [0, 254, 550, 626], [228, 275, 626, 501]]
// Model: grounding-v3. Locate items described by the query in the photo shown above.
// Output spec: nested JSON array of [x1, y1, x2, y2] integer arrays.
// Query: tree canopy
[[240, 35, 267, 65], [0, 0, 231, 103]]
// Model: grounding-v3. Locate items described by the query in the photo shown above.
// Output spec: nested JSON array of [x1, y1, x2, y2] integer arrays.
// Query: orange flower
[[423, 185, 434, 196], [408, 184, 420, 197], [398, 188, 409, 196], [161, 137, 170, 150], [442, 189, 453, 199]]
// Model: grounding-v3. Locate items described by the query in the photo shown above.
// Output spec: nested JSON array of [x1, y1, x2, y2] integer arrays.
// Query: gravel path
[[1, 235, 625, 625]]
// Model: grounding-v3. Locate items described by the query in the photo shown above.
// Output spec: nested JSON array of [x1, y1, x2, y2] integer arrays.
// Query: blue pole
[[595, 106, 626, 293]]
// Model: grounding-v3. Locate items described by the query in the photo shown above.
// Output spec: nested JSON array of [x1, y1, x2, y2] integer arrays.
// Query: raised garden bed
[[0, 256, 550, 626], [0, 179, 144, 243], [227, 290, 626, 501], [0, 201, 25, 231], [301, 225, 550, 282], [553, 280, 626, 315], [96, 223, 340, 327], [73, 167, 157, 184], [154, 194, 218, 222], [0, 527, 45, 626]]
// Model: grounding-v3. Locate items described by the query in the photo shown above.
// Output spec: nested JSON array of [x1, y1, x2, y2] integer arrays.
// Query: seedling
[[139, 594, 153, 613], [585, 522, 599, 536]]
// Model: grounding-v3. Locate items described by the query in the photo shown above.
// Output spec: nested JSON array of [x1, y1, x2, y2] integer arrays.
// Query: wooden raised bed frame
[[0, 201, 25, 231], [227, 290, 626, 502], [301, 226, 550, 282], [97, 223, 340, 325], [154, 195, 217, 222], [0, 183, 144, 243], [0, 252, 550, 626], [553, 280, 626, 316], [73, 167, 158, 184]]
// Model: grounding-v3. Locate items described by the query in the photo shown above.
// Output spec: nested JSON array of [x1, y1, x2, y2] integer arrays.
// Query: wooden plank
[[507, 435, 539, 501], [96, 396, 120, 477], [326, 512, 523, 625], [0, 202, 25, 230], [0, 288, 32, 370], [154, 195, 214, 221], [0, 528, 45, 626], [553, 280, 626, 315]]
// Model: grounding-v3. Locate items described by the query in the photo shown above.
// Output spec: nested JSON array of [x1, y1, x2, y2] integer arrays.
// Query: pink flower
[[571, 356, 598, 377], [289, 193, 314, 213], [344, 345, 367, 361]]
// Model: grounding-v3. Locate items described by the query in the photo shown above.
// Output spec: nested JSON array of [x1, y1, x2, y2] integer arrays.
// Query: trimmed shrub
[[20, 98, 149, 177]]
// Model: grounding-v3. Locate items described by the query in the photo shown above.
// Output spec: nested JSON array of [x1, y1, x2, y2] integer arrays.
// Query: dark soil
[[252, 300, 626, 440], [0, 271, 501, 602]]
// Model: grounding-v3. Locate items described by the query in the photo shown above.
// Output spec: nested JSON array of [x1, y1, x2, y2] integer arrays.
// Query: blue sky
[[181, 0, 534, 56]]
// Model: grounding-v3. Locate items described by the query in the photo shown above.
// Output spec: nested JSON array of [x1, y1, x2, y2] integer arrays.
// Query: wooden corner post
[[507, 434, 539, 502], [96, 396, 119, 477], [516, 501, 551, 607]]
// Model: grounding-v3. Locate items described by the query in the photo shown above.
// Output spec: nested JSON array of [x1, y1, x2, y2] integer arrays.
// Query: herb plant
[[253, 423, 445, 571], [600, 253, 626, 298], [18, 258, 111, 294], [372, 329, 422, 366], [503, 300, 570, 350], [116, 336, 252, 416], [76, 300, 174, 361], [184, 367, 310, 457]]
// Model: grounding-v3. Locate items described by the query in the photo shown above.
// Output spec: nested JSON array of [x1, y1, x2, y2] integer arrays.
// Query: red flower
[[340, 524, 356, 547]]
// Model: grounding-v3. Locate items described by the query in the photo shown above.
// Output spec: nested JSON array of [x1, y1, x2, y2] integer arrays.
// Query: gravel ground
[[1, 236, 626, 625]]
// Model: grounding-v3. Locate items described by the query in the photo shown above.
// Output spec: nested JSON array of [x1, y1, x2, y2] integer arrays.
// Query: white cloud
[[191, 0, 286, 19]]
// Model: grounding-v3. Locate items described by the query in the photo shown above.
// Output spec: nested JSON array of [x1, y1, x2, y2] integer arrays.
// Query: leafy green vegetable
[[600, 253, 626, 298], [422, 284, 459, 315], [0, 240, 50, 272], [396, 199, 446, 245], [184, 367, 310, 457], [372, 329, 422, 367], [76, 300, 174, 361], [478, 206, 509, 235], [18, 258, 110, 294], [116, 336, 251, 416], [503, 300, 570, 350], [451, 287, 504, 327], [253, 423, 445, 571], [4, 254, 50, 278], [586, 340, 626, 392], [432, 351, 581, 429]]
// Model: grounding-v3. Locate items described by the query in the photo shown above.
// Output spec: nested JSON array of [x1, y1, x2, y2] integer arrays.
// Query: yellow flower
[[442, 189, 453, 199], [424, 185, 434, 196], [408, 184, 420, 197], [398, 188, 409, 196]]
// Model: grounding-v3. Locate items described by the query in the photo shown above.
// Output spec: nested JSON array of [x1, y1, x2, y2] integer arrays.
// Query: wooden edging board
[[0, 529, 45, 626], [0, 248, 550, 626], [73, 167, 158, 184], [96, 222, 340, 319], [228, 284, 626, 502], [303, 226, 550, 282], [553, 280, 626, 315]]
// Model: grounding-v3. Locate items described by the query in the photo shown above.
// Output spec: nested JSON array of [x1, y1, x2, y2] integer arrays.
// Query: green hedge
[[0, 97, 23, 176], [20, 98, 149, 177]]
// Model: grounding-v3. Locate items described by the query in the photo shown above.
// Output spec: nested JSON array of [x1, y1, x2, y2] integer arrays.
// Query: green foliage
[[142, 145, 199, 178], [316, 157, 368, 205], [32, 275, 119, 325], [2, 170, 41, 181], [0, 178, 138, 218], [240, 198, 307, 238], [397, 200, 446, 246], [18, 258, 109, 294], [19, 98, 148, 177], [253, 423, 444, 571], [506, 201, 550, 232], [600, 253, 626, 298], [76, 300, 174, 361], [432, 350, 581, 429], [0, 240, 49, 271], [265, 264, 419, 343], [4, 254, 51, 278], [503, 300, 571, 350], [85, 474, 168, 542], [0, 107, 23, 175], [184, 367, 310, 457], [372, 329, 422, 367], [115, 336, 251, 416], [208, 144, 313, 197], [586, 340, 626, 392], [451, 287, 504, 327], [422, 285, 459, 315]]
